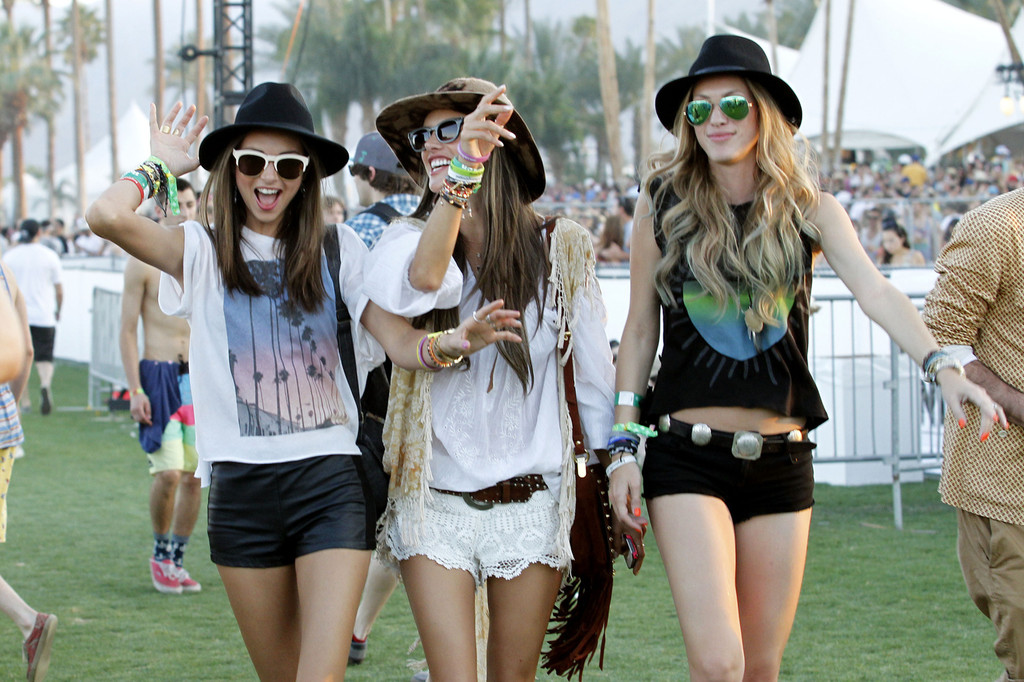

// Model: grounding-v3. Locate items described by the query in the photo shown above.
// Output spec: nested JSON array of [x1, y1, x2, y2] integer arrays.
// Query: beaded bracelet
[[439, 178, 479, 210], [608, 440, 639, 459], [119, 171, 149, 203], [457, 141, 490, 164], [923, 351, 964, 384], [147, 156, 180, 215], [614, 391, 643, 407], [612, 421, 658, 438], [605, 454, 638, 477]]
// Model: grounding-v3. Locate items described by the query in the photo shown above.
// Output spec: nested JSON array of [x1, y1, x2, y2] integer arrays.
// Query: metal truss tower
[[180, 0, 253, 129]]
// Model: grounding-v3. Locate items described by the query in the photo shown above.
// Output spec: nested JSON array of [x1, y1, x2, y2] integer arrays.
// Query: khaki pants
[[958, 509, 1024, 682]]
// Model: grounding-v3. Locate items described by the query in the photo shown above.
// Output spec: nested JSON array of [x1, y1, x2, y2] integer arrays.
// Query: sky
[[13, 0, 761, 205]]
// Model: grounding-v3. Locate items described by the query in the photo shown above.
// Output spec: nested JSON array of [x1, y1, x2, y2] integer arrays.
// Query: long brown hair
[[644, 79, 820, 329], [198, 131, 327, 312], [410, 142, 548, 392]]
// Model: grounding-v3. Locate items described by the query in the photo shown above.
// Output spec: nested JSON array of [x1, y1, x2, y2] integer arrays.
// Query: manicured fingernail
[[980, 432, 990, 442], [633, 507, 641, 517], [461, 341, 469, 350], [958, 418, 966, 428]]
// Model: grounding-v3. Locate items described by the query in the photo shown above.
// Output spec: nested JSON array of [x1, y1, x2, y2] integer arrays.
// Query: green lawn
[[0, 363, 1001, 680]]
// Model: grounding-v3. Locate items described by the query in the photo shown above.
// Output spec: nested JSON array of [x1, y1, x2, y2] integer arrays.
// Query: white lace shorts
[[386, 487, 563, 585]]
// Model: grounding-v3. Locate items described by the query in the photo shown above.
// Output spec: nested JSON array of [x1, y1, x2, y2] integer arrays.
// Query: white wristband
[[605, 454, 638, 476]]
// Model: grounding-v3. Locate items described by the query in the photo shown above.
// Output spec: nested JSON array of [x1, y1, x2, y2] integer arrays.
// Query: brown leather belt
[[658, 416, 816, 460], [433, 474, 548, 510]]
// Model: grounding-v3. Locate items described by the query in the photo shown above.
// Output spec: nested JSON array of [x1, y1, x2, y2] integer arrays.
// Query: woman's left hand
[[150, 102, 209, 177], [937, 369, 1009, 439], [437, 299, 522, 358], [457, 85, 517, 163]]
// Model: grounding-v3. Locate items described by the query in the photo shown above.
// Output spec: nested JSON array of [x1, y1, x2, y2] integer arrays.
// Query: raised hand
[[150, 102, 209, 177], [456, 85, 517, 163]]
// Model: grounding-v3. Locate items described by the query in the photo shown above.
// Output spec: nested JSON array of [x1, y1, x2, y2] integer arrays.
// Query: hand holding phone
[[621, 530, 645, 574]]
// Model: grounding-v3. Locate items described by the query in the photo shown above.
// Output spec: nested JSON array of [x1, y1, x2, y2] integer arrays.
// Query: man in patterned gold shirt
[[923, 189, 1024, 682]]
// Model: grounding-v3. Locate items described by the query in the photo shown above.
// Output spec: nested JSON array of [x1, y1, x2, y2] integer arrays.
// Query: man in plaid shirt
[[343, 132, 419, 249]]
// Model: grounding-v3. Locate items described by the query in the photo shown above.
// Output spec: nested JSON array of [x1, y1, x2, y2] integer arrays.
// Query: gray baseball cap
[[350, 131, 406, 175]]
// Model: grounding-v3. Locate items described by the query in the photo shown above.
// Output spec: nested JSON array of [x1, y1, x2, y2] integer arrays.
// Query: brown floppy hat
[[375, 77, 546, 201]]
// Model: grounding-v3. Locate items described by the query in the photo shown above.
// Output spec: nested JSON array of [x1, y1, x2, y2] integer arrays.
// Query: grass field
[[0, 362, 1003, 681]]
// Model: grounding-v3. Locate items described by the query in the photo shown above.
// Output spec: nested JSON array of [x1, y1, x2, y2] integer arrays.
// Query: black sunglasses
[[408, 117, 464, 152], [232, 149, 310, 180]]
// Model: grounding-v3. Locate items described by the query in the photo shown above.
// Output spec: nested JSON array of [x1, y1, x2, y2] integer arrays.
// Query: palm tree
[[41, 0, 57, 219], [0, 22, 61, 221], [153, 0, 165, 115], [640, 0, 656, 166], [104, 0, 118, 183]]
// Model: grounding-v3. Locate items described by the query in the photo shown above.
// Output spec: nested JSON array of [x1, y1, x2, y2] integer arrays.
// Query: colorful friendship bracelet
[[416, 334, 439, 371], [146, 155, 180, 215], [439, 178, 479, 210], [612, 421, 658, 438]]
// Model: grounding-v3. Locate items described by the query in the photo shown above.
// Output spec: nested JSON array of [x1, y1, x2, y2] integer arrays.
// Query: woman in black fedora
[[609, 35, 1005, 680], [86, 82, 521, 681], [367, 78, 617, 679]]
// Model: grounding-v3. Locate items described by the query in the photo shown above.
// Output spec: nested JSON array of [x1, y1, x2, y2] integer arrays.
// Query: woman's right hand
[[457, 85, 517, 162], [150, 102, 208, 177]]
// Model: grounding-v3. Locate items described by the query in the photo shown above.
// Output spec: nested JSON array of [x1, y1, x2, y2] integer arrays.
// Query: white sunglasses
[[232, 149, 310, 179]]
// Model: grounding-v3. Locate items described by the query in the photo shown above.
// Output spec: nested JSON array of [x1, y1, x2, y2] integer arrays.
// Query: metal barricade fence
[[807, 290, 945, 529], [89, 287, 128, 410]]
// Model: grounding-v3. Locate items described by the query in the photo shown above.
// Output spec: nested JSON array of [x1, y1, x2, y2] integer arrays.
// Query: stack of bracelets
[[416, 329, 464, 371], [120, 156, 180, 216], [921, 348, 964, 383], [439, 142, 489, 210], [605, 391, 658, 476]]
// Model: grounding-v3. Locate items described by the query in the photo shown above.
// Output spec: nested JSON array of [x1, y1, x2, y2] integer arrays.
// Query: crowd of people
[[0, 33, 1019, 682]]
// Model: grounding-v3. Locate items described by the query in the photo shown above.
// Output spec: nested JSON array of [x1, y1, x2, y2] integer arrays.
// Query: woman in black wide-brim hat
[[86, 83, 521, 680], [609, 35, 1004, 680]]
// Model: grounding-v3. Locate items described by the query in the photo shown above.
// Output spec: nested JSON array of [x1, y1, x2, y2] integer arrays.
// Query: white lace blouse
[[363, 220, 615, 494]]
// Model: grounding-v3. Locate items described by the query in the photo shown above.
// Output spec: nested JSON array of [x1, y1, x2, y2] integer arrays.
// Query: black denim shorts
[[207, 454, 376, 568], [28, 326, 55, 362], [642, 429, 815, 523]]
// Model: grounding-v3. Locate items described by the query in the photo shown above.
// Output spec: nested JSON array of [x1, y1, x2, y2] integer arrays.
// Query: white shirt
[[159, 220, 384, 484], [363, 220, 614, 492], [2, 243, 62, 327]]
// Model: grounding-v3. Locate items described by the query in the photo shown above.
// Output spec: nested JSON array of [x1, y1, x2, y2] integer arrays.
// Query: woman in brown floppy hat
[[610, 35, 1005, 680], [367, 78, 618, 679], [86, 82, 522, 681]]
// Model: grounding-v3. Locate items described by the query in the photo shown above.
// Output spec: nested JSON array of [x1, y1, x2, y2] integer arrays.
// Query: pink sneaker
[[24, 612, 57, 682], [150, 557, 182, 594], [173, 565, 202, 593]]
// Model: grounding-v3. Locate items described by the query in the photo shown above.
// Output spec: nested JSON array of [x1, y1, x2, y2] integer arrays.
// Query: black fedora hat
[[375, 77, 545, 201], [655, 34, 802, 131], [198, 82, 349, 176]]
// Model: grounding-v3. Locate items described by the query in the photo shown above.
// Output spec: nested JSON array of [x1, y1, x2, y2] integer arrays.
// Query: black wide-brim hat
[[198, 82, 349, 176], [655, 34, 802, 131], [375, 77, 546, 201]]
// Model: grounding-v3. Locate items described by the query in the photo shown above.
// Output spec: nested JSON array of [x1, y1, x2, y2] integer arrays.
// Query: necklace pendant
[[744, 307, 764, 334]]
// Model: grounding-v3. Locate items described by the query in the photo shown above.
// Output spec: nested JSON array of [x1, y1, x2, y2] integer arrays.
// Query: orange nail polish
[[958, 418, 966, 428], [980, 432, 990, 442], [633, 507, 642, 517]]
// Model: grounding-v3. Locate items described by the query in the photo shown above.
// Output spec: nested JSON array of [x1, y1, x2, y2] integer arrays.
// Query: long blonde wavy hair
[[644, 79, 821, 329]]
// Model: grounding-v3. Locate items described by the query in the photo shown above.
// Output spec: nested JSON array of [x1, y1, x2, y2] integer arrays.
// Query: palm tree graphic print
[[225, 258, 348, 436]]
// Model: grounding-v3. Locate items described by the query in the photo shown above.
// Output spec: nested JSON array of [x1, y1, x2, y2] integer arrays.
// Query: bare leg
[[35, 362, 54, 392], [171, 472, 202, 538], [217, 564, 301, 681], [0, 574, 37, 637], [650, 493, 744, 682], [401, 555, 478, 681], [150, 470, 182, 535], [486, 563, 562, 682], [293, 548, 371, 682], [353, 554, 400, 640], [734, 510, 812, 682]]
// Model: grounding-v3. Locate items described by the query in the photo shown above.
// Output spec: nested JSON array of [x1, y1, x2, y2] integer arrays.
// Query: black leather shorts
[[642, 429, 814, 523], [207, 454, 376, 567]]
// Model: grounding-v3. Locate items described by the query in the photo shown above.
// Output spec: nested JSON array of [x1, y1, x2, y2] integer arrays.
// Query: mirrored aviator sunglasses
[[232, 149, 309, 180], [685, 95, 753, 126], [408, 117, 464, 152]]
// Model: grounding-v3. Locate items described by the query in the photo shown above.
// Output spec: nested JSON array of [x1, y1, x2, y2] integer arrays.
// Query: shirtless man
[[119, 179, 202, 594]]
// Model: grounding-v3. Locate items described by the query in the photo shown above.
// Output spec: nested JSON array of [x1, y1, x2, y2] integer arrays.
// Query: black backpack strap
[[361, 201, 401, 223], [323, 227, 362, 419]]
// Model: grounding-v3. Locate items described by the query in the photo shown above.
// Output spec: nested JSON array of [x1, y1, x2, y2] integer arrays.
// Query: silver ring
[[174, 128, 184, 136], [472, 311, 484, 323]]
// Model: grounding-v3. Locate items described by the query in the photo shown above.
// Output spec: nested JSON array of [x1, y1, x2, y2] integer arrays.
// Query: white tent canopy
[[786, 0, 1013, 162]]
